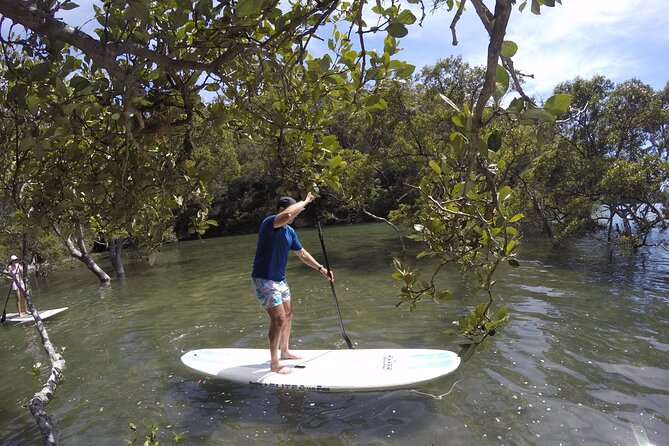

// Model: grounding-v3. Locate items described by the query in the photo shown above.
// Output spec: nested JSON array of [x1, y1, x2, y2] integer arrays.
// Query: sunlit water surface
[[0, 223, 667, 445]]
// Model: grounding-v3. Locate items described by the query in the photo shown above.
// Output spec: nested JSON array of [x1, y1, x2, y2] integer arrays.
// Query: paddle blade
[[1, 310, 6, 323]]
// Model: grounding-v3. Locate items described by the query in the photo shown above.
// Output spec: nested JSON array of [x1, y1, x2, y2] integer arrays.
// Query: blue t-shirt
[[251, 215, 303, 281]]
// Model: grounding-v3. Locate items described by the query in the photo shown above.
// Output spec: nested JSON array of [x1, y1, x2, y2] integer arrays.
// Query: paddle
[[317, 220, 353, 349], [1, 285, 12, 323]]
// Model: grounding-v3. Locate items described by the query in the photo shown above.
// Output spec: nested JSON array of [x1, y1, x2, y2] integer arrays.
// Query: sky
[[389, 0, 669, 101], [57, 0, 669, 103]]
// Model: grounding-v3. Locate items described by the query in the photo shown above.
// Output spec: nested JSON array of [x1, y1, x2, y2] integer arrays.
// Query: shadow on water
[[165, 376, 464, 445]]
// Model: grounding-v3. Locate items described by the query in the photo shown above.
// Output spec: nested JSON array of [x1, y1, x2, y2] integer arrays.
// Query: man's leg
[[279, 300, 302, 360], [265, 304, 291, 374], [19, 291, 28, 315], [15, 291, 24, 316], [23, 294, 29, 315]]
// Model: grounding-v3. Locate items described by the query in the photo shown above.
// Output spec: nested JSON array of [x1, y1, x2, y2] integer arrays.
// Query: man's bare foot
[[280, 350, 302, 360], [270, 364, 292, 374]]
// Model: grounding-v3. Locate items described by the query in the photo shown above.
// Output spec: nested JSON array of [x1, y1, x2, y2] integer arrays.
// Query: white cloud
[[395, 0, 669, 98], [504, 0, 669, 99]]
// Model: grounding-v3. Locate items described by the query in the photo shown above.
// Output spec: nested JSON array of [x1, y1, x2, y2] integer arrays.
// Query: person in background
[[7, 255, 28, 316], [251, 192, 333, 374]]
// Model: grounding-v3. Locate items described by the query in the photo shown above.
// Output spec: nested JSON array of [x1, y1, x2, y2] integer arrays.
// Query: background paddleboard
[[181, 348, 460, 392], [3, 307, 69, 324]]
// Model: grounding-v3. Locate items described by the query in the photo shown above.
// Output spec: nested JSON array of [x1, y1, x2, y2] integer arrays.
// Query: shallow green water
[[1, 223, 667, 445]]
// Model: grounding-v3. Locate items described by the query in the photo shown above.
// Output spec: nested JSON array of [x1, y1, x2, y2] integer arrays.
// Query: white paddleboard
[[3, 307, 69, 324], [181, 348, 460, 392]]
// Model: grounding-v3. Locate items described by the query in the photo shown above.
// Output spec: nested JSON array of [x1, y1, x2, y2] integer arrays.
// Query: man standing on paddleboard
[[251, 192, 333, 374]]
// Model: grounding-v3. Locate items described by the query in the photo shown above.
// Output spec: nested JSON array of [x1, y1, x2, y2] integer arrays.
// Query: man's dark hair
[[277, 196, 297, 210]]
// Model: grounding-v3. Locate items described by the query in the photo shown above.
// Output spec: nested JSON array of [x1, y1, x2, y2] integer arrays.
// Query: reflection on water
[[0, 223, 667, 445], [170, 379, 463, 445]]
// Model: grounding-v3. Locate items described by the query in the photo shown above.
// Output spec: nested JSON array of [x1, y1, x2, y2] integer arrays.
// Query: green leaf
[[60, 2, 79, 10], [458, 343, 477, 362], [26, 96, 40, 114], [508, 258, 520, 267], [436, 290, 452, 300], [429, 160, 442, 175], [396, 10, 416, 25], [321, 135, 339, 150], [236, 0, 264, 17], [19, 137, 35, 152], [328, 155, 344, 168], [508, 212, 524, 223], [69, 75, 91, 92], [383, 36, 399, 55], [544, 93, 572, 117], [30, 62, 51, 80], [500, 40, 518, 58], [498, 185, 512, 201], [386, 23, 408, 38], [7, 83, 28, 106], [487, 130, 502, 152], [363, 94, 383, 107], [394, 62, 415, 79], [55, 77, 69, 96], [531, 0, 541, 14], [522, 106, 555, 123], [494, 65, 509, 100], [507, 97, 525, 114], [128, 0, 150, 22], [475, 302, 486, 318]]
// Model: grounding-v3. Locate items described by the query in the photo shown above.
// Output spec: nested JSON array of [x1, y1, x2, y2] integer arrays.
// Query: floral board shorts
[[251, 277, 292, 309]]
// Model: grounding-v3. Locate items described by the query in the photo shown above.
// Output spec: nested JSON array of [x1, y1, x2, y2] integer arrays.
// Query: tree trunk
[[25, 286, 64, 445], [5, 236, 64, 445], [109, 238, 126, 278], [531, 193, 560, 247], [53, 224, 111, 283]]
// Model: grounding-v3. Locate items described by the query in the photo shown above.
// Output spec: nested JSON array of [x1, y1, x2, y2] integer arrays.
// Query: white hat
[[9, 255, 18, 261]]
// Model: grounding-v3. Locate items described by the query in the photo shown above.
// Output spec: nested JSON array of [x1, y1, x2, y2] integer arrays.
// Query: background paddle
[[1, 285, 12, 323], [317, 220, 353, 349]]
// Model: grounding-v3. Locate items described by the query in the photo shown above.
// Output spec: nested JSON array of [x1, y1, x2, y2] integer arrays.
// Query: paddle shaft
[[317, 221, 353, 349], [1, 285, 11, 323]]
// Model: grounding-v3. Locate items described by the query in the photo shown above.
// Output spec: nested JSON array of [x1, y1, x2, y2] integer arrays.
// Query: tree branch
[[470, 0, 512, 132], [0, 0, 128, 80], [362, 208, 407, 256], [2, 270, 65, 445]]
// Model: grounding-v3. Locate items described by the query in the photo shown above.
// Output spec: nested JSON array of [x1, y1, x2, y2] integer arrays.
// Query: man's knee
[[269, 310, 288, 327], [277, 313, 289, 325]]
